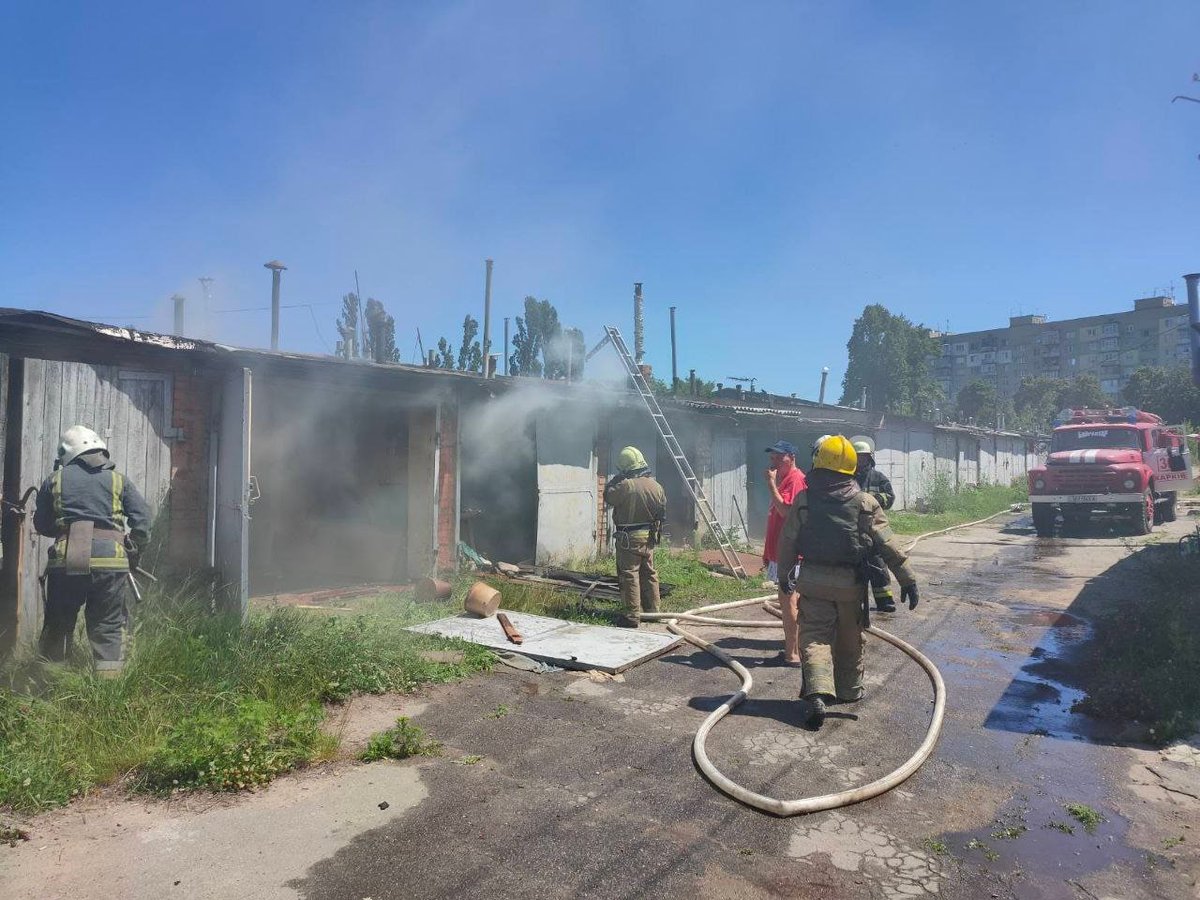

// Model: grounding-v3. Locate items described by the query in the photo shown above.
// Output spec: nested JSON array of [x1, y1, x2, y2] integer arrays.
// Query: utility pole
[[482, 259, 494, 378], [669, 306, 678, 393], [1186, 273, 1200, 387], [633, 282, 645, 364], [264, 260, 287, 350], [818, 366, 829, 405], [172, 294, 185, 336], [503, 317, 510, 376]]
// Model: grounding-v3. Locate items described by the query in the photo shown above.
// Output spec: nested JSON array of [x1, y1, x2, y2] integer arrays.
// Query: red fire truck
[[1027, 407, 1194, 537]]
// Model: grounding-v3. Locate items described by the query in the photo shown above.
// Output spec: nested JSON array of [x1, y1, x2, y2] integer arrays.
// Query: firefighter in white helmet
[[850, 436, 898, 612], [32, 426, 152, 677]]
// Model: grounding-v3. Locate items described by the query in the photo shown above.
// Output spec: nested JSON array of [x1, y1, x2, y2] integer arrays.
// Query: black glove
[[125, 537, 140, 572], [901, 583, 919, 610]]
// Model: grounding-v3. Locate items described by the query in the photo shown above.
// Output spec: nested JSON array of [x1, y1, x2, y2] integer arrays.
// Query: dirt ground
[[4, 513, 1200, 899]]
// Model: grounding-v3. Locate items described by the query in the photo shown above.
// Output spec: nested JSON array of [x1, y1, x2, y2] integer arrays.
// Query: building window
[[1100, 378, 1120, 394]]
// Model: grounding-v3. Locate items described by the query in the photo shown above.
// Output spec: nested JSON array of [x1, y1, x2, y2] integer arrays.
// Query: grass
[[888, 479, 1028, 536], [0, 542, 760, 814], [1064, 803, 1104, 834], [360, 717, 441, 762], [1072, 550, 1200, 744], [0, 581, 493, 813]]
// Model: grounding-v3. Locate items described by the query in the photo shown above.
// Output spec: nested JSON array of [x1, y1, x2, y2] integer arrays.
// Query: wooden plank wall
[[15, 360, 176, 645]]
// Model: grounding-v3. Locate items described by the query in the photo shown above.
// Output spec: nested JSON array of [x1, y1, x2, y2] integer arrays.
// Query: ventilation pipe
[[634, 282, 645, 364]]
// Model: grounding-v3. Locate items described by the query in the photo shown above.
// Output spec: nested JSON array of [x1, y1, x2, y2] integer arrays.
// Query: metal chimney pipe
[[1186, 273, 1200, 387], [482, 259, 494, 377], [633, 282, 645, 364], [264, 260, 287, 350], [503, 316, 510, 376], [427, 349, 436, 367], [172, 294, 185, 336], [860, 386, 867, 409], [818, 366, 829, 404], [669, 306, 678, 393]]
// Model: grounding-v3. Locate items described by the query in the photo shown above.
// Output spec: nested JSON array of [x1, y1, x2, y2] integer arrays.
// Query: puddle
[[936, 791, 1146, 898], [984, 605, 1101, 741]]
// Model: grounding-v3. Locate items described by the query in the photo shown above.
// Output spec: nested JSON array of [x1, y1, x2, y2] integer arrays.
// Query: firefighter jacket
[[604, 469, 666, 544], [854, 461, 895, 510], [33, 452, 152, 571], [775, 469, 915, 590]]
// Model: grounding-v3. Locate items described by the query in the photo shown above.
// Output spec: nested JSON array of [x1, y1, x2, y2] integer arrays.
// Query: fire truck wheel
[[1032, 503, 1056, 537], [1162, 492, 1178, 523], [1132, 490, 1154, 535]]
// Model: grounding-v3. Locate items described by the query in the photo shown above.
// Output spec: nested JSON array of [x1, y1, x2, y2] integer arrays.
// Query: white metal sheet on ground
[[408, 612, 683, 674]]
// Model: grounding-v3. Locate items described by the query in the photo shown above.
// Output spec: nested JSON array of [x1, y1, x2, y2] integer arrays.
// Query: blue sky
[[3, 1, 1198, 400]]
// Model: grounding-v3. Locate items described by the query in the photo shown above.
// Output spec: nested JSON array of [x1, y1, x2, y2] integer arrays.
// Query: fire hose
[[640, 506, 1017, 816]]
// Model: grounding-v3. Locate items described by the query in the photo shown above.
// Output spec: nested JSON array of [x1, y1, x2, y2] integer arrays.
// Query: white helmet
[[58, 425, 108, 466], [849, 435, 876, 456]]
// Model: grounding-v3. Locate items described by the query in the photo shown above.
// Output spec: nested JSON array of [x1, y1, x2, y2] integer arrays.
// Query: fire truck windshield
[[1051, 428, 1142, 452]]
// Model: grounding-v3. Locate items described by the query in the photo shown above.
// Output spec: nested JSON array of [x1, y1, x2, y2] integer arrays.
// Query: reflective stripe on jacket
[[33, 454, 152, 571]]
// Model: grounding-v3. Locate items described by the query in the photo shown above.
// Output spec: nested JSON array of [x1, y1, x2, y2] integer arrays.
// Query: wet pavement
[[5, 514, 1200, 899]]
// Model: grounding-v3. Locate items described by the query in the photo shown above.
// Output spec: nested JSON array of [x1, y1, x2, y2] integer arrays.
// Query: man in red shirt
[[763, 439, 807, 664]]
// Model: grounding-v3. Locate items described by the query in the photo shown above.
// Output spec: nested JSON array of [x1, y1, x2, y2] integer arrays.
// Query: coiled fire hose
[[640, 506, 1015, 816]]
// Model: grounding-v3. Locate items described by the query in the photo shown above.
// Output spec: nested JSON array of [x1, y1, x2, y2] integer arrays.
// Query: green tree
[[1010, 376, 1063, 432], [336, 293, 360, 359], [363, 298, 399, 363], [509, 315, 541, 376], [1123, 366, 1200, 424], [435, 336, 456, 368], [841, 304, 943, 414], [1058, 374, 1107, 410], [456, 315, 482, 372], [954, 380, 1001, 425]]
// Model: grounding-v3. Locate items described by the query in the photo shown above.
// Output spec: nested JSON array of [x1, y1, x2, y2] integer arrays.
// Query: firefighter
[[851, 436, 898, 613], [32, 425, 152, 677], [604, 446, 666, 628], [777, 435, 919, 727]]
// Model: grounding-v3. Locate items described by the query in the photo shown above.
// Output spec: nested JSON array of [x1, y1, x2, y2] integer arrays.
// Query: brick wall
[[436, 401, 458, 572], [166, 371, 213, 569]]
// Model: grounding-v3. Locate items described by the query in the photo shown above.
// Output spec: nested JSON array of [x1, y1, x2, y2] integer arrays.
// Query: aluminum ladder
[[595, 325, 747, 578]]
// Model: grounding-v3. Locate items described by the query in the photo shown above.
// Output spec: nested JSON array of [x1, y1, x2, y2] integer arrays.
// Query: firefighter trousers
[[615, 541, 660, 626], [799, 581, 867, 702], [40, 569, 131, 672]]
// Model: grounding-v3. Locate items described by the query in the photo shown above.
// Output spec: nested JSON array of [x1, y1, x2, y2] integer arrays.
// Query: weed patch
[[889, 481, 1026, 535], [1072, 550, 1200, 743], [360, 718, 441, 762], [0, 585, 492, 812], [1064, 803, 1104, 833]]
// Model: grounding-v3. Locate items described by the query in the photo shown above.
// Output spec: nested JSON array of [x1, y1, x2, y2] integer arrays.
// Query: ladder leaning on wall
[[588, 325, 747, 579]]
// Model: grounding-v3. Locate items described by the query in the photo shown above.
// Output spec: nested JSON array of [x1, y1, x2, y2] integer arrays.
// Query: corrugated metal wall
[[708, 433, 748, 542]]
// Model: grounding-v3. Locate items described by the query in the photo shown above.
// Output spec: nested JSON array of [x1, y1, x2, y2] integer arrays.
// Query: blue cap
[[766, 440, 798, 456]]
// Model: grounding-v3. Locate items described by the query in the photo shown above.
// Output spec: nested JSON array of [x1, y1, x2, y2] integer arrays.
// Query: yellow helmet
[[617, 446, 648, 472], [812, 434, 858, 475]]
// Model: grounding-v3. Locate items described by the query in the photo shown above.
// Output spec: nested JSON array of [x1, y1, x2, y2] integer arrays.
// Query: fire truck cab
[[1027, 407, 1194, 537]]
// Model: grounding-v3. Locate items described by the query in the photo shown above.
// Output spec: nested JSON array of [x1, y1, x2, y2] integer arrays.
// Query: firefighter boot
[[874, 589, 896, 613], [805, 694, 829, 728]]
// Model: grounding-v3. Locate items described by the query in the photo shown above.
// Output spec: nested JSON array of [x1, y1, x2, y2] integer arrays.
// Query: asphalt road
[[6, 514, 1200, 900]]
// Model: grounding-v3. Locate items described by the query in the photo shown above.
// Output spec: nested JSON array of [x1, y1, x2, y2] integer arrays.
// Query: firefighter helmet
[[617, 446, 648, 472], [812, 434, 858, 476], [58, 425, 108, 466], [850, 435, 875, 456]]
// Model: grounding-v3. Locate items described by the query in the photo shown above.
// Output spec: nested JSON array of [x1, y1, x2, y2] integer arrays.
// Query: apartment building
[[933, 296, 1192, 402]]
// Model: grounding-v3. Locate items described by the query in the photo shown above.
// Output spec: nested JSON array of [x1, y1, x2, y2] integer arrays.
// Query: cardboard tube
[[415, 577, 452, 603]]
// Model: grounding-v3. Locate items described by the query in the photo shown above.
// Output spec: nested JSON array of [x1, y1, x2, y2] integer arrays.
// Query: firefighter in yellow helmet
[[776, 435, 919, 726], [604, 446, 667, 628]]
